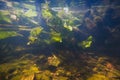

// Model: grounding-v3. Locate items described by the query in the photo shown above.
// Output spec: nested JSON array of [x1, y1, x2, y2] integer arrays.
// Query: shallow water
[[0, 0, 120, 80]]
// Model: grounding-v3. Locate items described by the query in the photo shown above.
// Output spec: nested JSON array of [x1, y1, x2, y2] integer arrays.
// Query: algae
[[87, 74, 109, 80], [0, 56, 39, 80], [48, 54, 61, 67]]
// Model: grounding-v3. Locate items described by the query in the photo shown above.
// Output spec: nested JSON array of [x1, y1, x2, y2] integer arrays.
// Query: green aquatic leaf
[[0, 12, 11, 23], [79, 36, 93, 48], [42, 9, 53, 20], [51, 31, 62, 42], [23, 3, 36, 10], [30, 27, 43, 37], [24, 9, 37, 17], [41, 2, 52, 20], [27, 36, 37, 45], [27, 27, 43, 45], [63, 17, 79, 31], [64, 22, 73, 31], [0, 11, 10, 16], [0, 31, 21, 39]]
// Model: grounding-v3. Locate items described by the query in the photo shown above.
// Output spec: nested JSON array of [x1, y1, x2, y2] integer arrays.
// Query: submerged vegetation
[[0, 11, 11, 23], [0, 53, 120, 80], [27, 27, 43, 45], [0, 30, 22, 39], [79, 36, 93, 48], [0, 0, 120, 80]]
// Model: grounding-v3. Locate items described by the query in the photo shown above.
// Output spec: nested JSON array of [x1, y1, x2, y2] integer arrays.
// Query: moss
[[53, 76, 68, 80], [48, 54, 61, 67], [87, 74, 109, 80], [0, 57, 40, 80], [55, 68, 69, 76], [22, 65, 40, 75], [58, 76, 68, 80], [10, 74, 23, 80], [21, 74, 34, 80], [0, 59, 30, 73], [35, 70, 52, 80]]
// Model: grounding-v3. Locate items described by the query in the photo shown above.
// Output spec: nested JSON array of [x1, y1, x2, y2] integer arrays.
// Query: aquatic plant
[[42, 9, 53, 20], [87, 74, 109, 80], [27, 27, 43, 45], [48, 54, 61, 67], [23, 3, 36, 10], [48, 16, 63, 28], [30, 27, 43, 36], [79, 36, 93, 48], [27, 2, 92, 50], [42, 3, 53, 21], [0, 30, 22, 39], [50, 31, 62, 42], [24, 9, 37, 18], [0, 11, 11, 23], [35, 70, 52, 80], [64, 21, 73, 31]]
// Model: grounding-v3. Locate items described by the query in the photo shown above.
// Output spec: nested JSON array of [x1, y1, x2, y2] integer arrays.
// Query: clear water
[[0, 0, 120, 80]]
